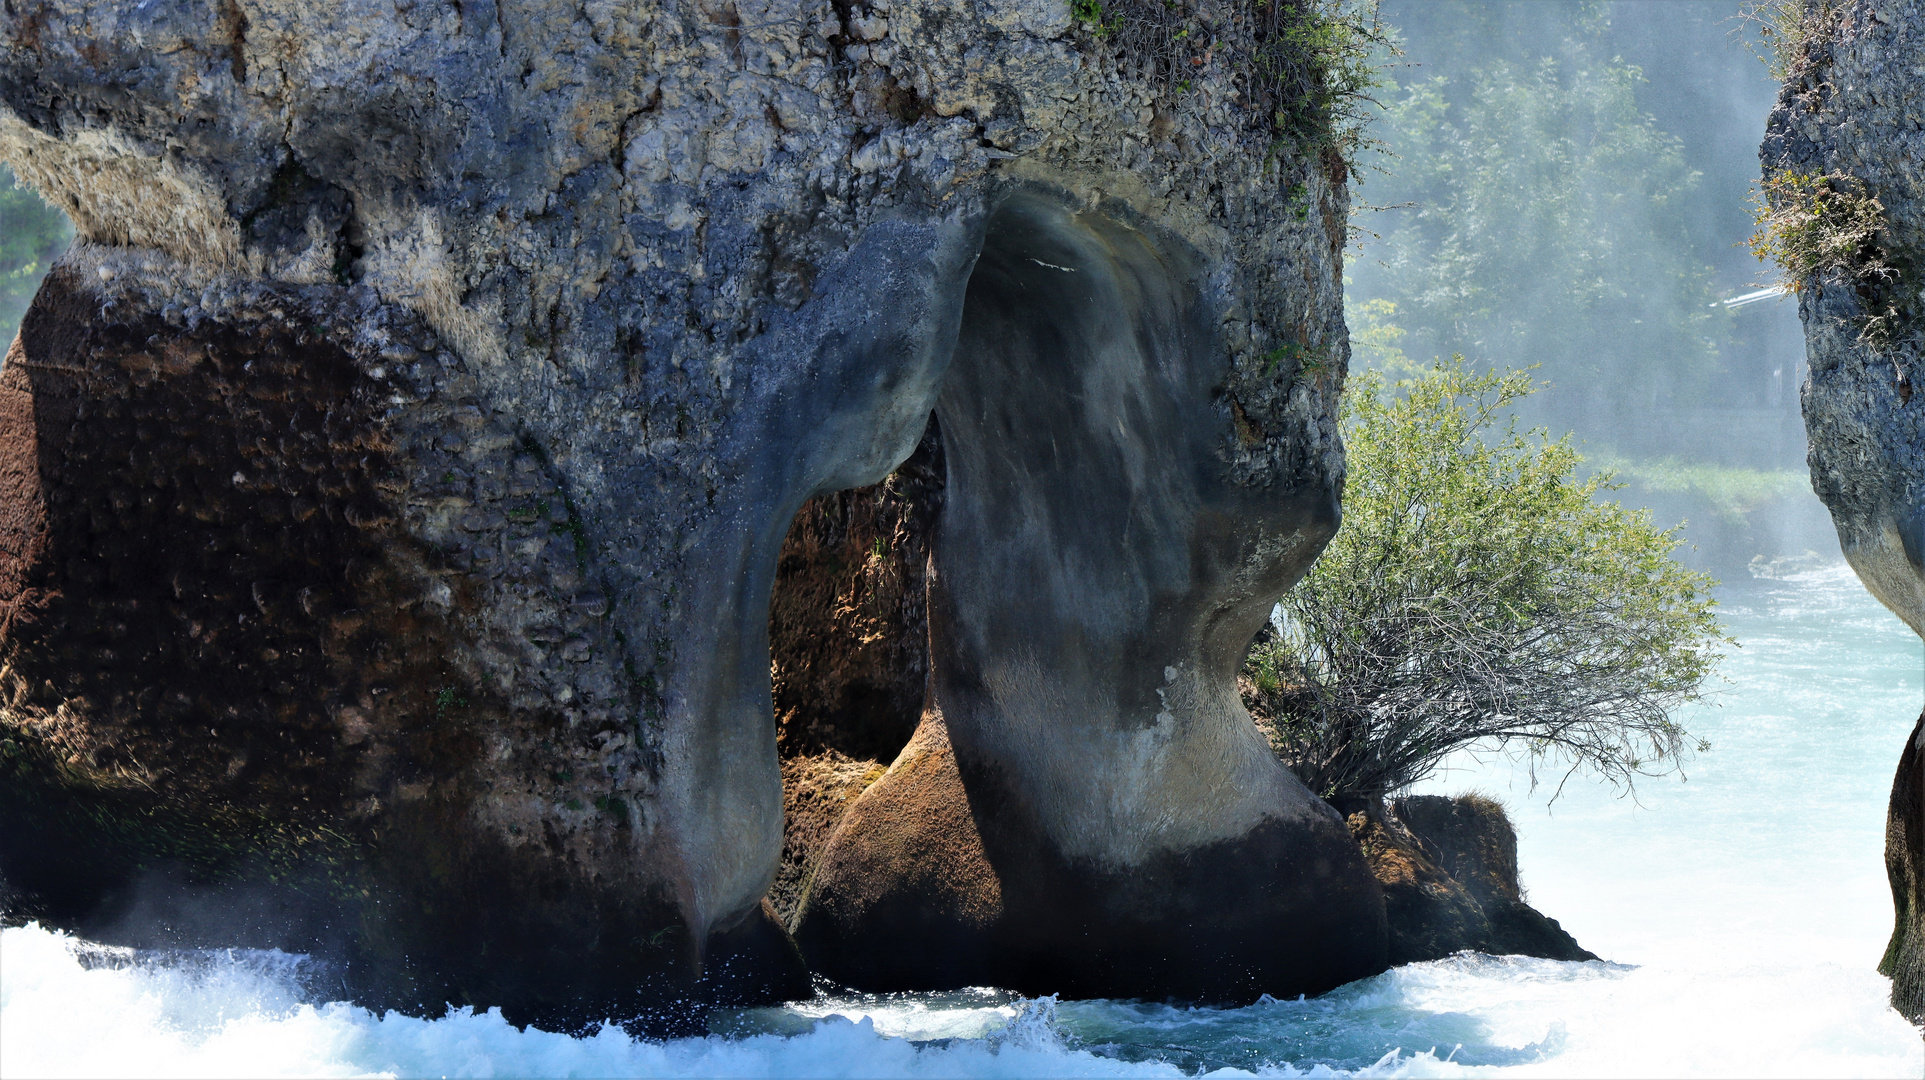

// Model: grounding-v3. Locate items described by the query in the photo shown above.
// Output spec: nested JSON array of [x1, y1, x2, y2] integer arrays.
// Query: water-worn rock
[[1386, 794, 1593, 963], [769, 750, 884, 929], [1341, 797, 1590, 967], [793, 192, 1387, 999], [1343, 802, 1488, 967], [0, 0, 1383, 1024], [1760, 0, 1925, 1022]]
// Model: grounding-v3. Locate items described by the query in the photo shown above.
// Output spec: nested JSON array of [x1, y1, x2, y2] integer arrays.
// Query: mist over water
[[5, 566, 1921, 1078], [1350, 0, 1831, 574]]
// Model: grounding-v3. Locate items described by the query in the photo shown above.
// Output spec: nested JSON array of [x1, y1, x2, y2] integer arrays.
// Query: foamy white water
[[3, 563, 1922, 1078]]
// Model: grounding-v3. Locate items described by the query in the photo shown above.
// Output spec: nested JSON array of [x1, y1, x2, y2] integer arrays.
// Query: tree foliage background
[[1350, 1, 1787, 437], [0, 165, 70, 350]]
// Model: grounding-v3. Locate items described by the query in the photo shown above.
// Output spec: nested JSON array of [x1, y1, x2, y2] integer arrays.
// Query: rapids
[[2, 563, 1922, 1077]]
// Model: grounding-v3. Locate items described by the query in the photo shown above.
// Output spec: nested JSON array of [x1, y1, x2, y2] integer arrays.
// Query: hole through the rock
[[765, 415, 941, 928]]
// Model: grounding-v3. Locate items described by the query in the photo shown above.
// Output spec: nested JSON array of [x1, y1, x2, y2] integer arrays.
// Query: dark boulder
[[796, 710, 1386, 1001], [1386, 794, 1594, 963]]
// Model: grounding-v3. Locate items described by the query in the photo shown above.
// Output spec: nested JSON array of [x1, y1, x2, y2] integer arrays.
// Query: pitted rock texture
[[0, 264, 809, 1026], [0, 0, 1369, 1023], [769, 749, 884, 929], [1762, 0, 1925, 1022]]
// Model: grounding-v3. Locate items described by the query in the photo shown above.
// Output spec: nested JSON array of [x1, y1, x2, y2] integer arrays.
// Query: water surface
[[3, 564, 1922, 1077]]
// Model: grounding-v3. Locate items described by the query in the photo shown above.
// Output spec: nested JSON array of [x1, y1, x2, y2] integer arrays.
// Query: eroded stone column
[[794, 191, 1387, 1000]]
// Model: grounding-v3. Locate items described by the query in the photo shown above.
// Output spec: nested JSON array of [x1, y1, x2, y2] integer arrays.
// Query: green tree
[[1351, 2, 1739, 432], [1358, 57, 1718, 419], [0, 165, 72, 349], [1243, 361, 1723, 807]]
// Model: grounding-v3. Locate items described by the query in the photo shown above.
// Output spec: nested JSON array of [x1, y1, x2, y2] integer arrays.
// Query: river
[[2, 562, 1922, 1077]]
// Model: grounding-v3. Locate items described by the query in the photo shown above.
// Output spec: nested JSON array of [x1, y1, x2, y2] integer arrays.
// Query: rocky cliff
[[0, 0, 1384, 1028], [1761, 0, 1925, 1023]]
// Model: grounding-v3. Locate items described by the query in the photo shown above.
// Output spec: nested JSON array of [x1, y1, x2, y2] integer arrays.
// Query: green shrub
[[1251, 0, 1393, 173], [1750, 168, 1899, 344], [1750, 169, 1891, 291], [1243, 360, 1723, 806]]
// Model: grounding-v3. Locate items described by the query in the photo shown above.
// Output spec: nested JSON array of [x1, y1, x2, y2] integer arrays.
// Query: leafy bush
[[1243, 360, 1723, 806]]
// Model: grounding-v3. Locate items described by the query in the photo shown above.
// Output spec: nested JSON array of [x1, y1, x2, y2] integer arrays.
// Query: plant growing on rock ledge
[[1249, 0, 1393, 175], [1735, 0, 1845, 81], [1749, 168, 1902, 345], [1243, 360, 1724, 808], [1750, 169, 1893, 294], [1071, 0, 1394, 176]]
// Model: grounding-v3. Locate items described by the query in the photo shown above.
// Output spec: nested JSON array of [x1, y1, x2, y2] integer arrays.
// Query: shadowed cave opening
[[761, 190, 1185, 935], [762, 190, 1190, 934], [765, 416, 944, 927]]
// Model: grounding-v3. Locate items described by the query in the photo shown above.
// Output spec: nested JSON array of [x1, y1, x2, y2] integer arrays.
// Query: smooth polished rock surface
[[794, 194, 1386, 1000]]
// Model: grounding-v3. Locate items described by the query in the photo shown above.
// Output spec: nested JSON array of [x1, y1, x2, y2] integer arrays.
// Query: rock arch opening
[[764, 188, 1386, 998]]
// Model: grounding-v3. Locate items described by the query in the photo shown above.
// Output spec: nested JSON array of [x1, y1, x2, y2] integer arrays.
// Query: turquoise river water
[[2, 562, 1923, 1077]]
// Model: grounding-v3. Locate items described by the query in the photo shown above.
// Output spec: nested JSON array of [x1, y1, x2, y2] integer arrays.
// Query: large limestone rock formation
[[1761, 0, 1925, 1023], [0, 0, 1385, 1026]]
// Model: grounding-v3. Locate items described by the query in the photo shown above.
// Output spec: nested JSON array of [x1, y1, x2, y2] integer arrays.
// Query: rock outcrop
[[1885, 711, 1925, 1021], [1376, 794, 1593, 964], [1762, 0, 1925, 1022], [0, 0, 1384, 1027]]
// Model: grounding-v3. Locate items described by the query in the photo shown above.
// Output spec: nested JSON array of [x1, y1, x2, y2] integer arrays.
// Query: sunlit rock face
[[1761, 0, 1925, 1022], [0, 0, 1380, 1026]]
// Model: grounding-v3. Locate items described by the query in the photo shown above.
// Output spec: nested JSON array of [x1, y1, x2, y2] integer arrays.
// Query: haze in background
[[0, 165, 69, 350], [1351, 0, 1829, 576]]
